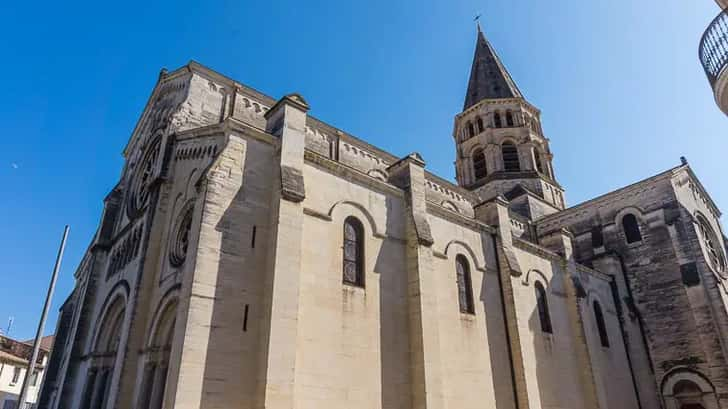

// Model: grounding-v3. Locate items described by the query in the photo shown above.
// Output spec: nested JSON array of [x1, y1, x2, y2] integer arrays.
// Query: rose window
[[127, 138, 162, 217], [698, 216, 726, 275]]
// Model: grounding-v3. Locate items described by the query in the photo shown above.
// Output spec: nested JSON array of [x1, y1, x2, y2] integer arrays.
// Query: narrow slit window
[[591, 226, 604, 248], [251, 225, 257, 248], [494, 112, 502, 128], [593, 301, 609, 347], [535, 282, 552, 333], [243, 304, 249, 332]]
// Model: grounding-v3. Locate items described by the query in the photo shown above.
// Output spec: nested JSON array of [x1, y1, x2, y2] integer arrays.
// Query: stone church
[[38, 27, 728, 409]]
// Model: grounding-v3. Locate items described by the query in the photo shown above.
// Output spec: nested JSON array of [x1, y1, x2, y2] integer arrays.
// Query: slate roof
[[464, 27, 524, 110]]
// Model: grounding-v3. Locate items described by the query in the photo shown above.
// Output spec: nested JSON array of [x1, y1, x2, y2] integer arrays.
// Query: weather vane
[[474, 13, 483, 32]]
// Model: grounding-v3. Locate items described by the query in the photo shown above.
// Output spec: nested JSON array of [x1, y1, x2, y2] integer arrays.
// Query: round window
[[698, 216, 726, 276], [169, 203, 194, 267], [127, 138, 162, 218]]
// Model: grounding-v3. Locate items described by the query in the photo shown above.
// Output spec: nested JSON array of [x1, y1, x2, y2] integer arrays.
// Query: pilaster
[[542, 229, 602, 409], [257, 93, 309, 409], [591, 254, 662, 409], [387, 153, 444, 409], [474, 197, 530, 409], [169, 131, 248, 409]]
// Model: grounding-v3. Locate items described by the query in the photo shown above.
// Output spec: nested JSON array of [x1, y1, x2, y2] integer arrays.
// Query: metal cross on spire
[[474, 13, 482, 32]]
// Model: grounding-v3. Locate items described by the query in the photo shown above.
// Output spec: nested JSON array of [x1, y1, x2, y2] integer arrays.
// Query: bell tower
[[454, 26, 565, 219]]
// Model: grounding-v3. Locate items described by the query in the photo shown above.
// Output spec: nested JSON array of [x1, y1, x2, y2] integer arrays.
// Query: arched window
[[467, 121, 475, 138], [456, 255, 475, 314], [493, 112, 502, 128], [593, 301, 609, 347], [535, 282, 552, 333], [343, 217, 365, 287], [506, 110, 515, 127], [476, 117, 484, 133], [534, 150, 545, 174], [502, 142, 520, 172], [473, 148, 487, 179], [674, 380, 706, 409], [622, 214, 642, 244]]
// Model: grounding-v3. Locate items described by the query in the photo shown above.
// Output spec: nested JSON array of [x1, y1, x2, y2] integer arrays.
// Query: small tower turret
[[454, 27, 565, 219]]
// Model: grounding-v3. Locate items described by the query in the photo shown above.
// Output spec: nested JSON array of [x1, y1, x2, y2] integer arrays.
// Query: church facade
[[38, 29, 728, 409]]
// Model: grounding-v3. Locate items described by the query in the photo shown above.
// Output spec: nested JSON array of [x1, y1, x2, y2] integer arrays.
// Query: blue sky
[[0, 0, 724, 340]]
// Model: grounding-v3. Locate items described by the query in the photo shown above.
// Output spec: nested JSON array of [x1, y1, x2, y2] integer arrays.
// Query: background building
[[0, 335, 53, 409], [700, 0, 728, 114], [39, 28, 728, 409]]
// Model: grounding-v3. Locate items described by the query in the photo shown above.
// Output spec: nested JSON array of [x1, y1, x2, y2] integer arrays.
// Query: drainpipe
[[612, 251, 665, 409], [608, 277, 643, 409], [613, 252, 656, 374], [491, 232, 521, 409]]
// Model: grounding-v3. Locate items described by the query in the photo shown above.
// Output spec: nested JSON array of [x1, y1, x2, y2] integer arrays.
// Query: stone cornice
[[512, 236, 561, 261], [536, 165, 683, 230], [174, 118, 278, 148], [574, 263, 613, 282], [512, 237, 612, 282], [679, 165, 722, 218], [465, 170, 563, 191], [303, 150, 404, 198], [306, 116, 399, 164], [424, 171, 479, 204], [184, 61, 277, 106], [425, 202, 495, 234], [456, 97, 542, 119]]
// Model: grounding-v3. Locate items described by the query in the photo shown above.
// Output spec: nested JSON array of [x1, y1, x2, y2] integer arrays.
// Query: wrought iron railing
[[700, 9, 728, 86]]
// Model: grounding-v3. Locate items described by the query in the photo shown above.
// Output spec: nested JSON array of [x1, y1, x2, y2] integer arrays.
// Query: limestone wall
[[577, 266, 641, 409], [41, 61, 657, 409], [538, 165, 728, 408], [296, 162, 408, 409], [507, 244, 590, 409]]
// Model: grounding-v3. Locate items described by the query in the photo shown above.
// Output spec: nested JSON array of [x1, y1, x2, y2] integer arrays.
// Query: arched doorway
[[137, 297, 178, 409], [80, 295, 127, 409]]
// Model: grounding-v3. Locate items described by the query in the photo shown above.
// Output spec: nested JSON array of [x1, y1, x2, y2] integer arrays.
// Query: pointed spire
[[463, 28, 523, 110]]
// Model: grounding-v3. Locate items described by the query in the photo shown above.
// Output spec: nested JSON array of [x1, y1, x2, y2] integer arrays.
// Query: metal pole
[[18, 225, 69, 409]]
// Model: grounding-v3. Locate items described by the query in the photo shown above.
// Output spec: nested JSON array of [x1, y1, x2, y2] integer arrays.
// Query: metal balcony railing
[[700, 9, 728, 87]]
